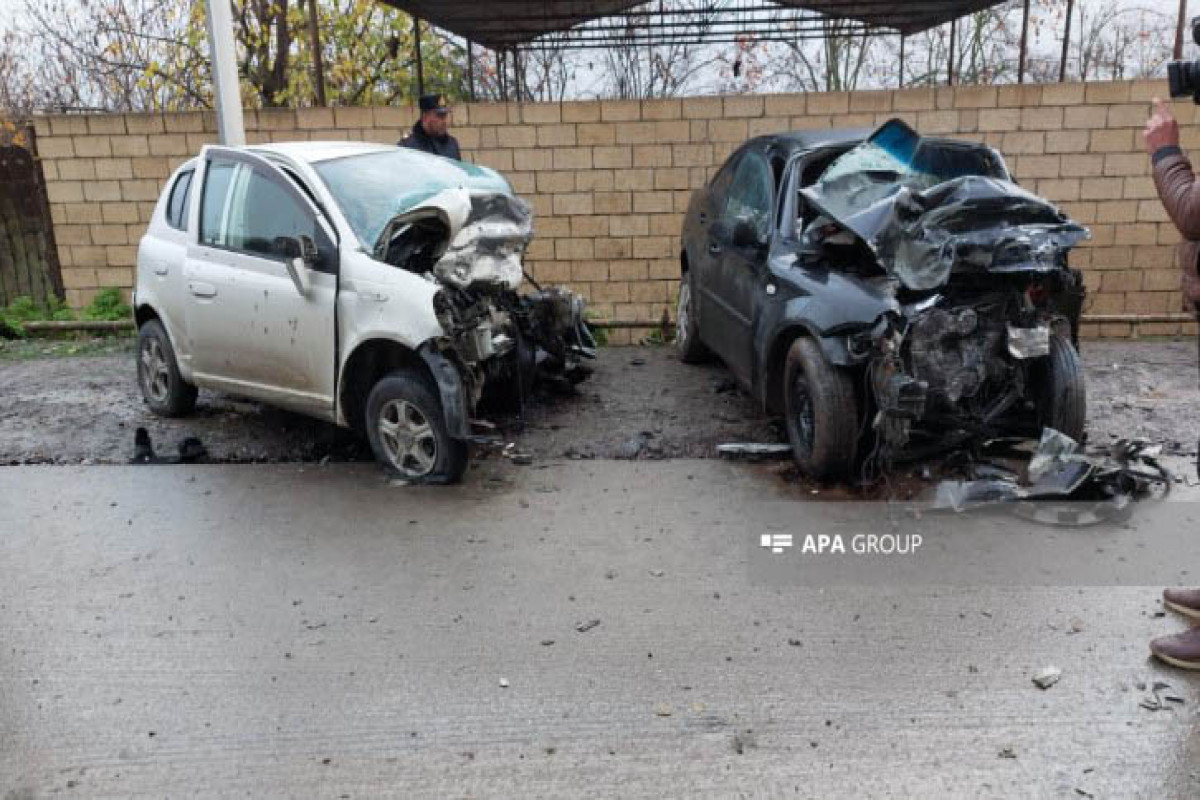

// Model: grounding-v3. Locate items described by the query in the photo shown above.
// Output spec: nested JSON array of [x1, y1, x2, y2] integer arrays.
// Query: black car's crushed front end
[[783, 119, 1090, 472]]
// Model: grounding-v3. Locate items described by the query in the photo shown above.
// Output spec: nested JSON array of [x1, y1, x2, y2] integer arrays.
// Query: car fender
[[416, 344, 471, 440], [755, 265, 899, 411]]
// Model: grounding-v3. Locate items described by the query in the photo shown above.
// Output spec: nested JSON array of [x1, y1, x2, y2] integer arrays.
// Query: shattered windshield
[[800, 119, 1086, 290], [313, 149, 511, 250], [813, 120, 1007, 221]]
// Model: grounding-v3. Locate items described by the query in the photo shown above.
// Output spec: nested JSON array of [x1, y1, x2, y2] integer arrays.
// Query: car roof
[[246, 140, 398, 164], [744, 128, 873, 154]]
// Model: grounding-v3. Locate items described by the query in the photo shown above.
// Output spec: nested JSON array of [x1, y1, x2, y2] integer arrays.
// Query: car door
[[703, 149, 774, 385], [185, 147, 339, 418], [686, 151, 741, 348]]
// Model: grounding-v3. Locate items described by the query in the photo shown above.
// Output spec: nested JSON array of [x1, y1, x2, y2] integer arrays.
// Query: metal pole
[[467, 40, 476, 102], [204, 0, 245, 145], [413, 15, 425, 97], [1059, 0, 1074, 82], [1176, 0, 1189, 60], [306, 0, 326, 106], [899, 34, 905, 88], [514, 47, 523, 102], [1017, 0, 1030, 84], [947, 18, 956, 85]]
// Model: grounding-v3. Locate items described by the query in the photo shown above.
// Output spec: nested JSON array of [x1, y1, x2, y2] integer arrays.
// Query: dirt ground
[[0, 335, 1196, 470]]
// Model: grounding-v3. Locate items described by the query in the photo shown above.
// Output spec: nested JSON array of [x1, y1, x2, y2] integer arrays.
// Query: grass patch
[[0, 288, 131, 337]]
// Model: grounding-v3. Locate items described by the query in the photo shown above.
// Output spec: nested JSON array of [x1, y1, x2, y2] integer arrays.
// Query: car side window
[[200, 159, 324, 264], [165, 168, 193, 231], [722, 150, 773, 242], [199, 160, 237, 248]]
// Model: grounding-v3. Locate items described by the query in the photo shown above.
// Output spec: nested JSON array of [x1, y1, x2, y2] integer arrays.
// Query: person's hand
[[1144, 98, 1180, 155]]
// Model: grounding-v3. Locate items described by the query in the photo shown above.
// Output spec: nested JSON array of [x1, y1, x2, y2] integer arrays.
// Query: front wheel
[[783, 337, 859, 482], [1034, 334, 1086, 443], [365, 369, 468, 483]]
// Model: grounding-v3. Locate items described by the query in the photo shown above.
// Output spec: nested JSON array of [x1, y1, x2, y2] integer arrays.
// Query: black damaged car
[[676, 119, 1088, 481]]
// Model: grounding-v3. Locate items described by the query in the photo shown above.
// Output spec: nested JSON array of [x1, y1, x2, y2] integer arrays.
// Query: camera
[[1169, 16, 1200, 103]]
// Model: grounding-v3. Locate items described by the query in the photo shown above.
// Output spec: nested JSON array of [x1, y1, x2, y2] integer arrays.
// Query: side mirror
[[286, 256, 312, 297], [732, 217, 764, 249], [276, 235, 319, 297]]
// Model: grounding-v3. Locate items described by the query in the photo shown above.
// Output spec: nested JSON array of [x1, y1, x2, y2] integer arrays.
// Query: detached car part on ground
[[677, 119, 1088, 481], [134, 143, 593, 483]]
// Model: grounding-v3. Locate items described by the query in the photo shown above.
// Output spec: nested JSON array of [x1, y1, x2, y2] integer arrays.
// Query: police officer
[[399, 93, 462, 161]]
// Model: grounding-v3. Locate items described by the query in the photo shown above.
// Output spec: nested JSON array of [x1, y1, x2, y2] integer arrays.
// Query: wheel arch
[[338, 338, 471, 440]]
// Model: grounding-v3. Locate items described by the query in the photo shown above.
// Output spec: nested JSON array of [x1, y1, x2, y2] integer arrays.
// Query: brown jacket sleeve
[[1153, 152, 1200, 239], [1152, 152, 1200, 313]]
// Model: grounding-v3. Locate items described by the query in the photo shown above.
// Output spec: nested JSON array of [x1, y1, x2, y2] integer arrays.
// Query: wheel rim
[[790, 375, 815, 454], [675, 280, 691, 351], [140, 338, 171, 403], [377, 399, 437, 478]]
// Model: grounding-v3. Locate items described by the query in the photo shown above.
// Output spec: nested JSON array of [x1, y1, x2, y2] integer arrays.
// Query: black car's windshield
[[812, 119, 1007, 221]]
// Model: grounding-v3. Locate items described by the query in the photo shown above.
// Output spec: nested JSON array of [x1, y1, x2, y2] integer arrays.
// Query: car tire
[[675, 270, 711, 364], [1035, 333, 1086, 443], [783, 337, 859, 482], [365, 369, 468, 484], [137, 319, 197, 417]]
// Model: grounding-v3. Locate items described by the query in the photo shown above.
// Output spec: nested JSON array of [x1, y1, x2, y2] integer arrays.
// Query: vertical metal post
[[899, 34, 906, 88], [1017, 0, 1030, 84], [947, 18, 956, 85], [306, 0, 326, 106], [413, 15, 425, 97], [1059, 0, 1074, 82], [513, 47, 523, 102], [204, 0, 245, 145], [1176, 0, 1189, 60], [467, 40, 476, 102]]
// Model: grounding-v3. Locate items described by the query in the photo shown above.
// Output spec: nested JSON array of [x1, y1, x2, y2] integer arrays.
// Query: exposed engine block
[[905, 305, 1007, 407]]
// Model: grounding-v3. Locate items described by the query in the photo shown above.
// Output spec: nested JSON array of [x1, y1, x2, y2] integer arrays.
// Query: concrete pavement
[[1, 460, 1198, 798]]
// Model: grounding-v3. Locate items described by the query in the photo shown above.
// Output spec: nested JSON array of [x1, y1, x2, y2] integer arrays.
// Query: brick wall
[[29, 80, 1199, 342]]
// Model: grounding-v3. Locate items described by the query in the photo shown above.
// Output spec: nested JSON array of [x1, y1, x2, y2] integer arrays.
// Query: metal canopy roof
[[379, 0, 1010, 49]]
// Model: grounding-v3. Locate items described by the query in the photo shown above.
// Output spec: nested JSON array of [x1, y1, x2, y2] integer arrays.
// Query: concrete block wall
[[29, 80, 1200, 342]]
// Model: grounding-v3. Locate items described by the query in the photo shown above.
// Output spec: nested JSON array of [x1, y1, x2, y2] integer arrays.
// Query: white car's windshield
[[313, 150, 510, 249]]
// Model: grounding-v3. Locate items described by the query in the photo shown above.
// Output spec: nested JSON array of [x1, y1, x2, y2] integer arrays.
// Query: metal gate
[[0, 136, 63, 307]]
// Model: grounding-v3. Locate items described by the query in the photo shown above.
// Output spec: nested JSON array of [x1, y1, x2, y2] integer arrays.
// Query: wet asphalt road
[[2, 460, 1198, 798]]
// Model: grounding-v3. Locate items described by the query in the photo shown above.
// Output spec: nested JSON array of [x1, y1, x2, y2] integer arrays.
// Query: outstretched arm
[[1147, 98, 1200, 240]]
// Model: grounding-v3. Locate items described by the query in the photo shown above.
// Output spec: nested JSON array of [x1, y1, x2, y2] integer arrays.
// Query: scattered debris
[[653, 703, 673, 717], [129, 428, 207, 465], [1032, 666, 1062, 690], [575, 619, 601, 633], [716, 442, 793, 460], [499, 677, 509, 689], [925, 429, 1171, 525], [649, 569, 665, 578], [540, 639, 555, 647], [1139, 681, 1184, 712], [502, 443, 534, 466], [998, 746, 1017, 759], [732, 729, 757, 754]]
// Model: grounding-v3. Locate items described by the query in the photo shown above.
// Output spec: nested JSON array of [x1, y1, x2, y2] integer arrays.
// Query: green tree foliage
[[6, 0, 467, 112]]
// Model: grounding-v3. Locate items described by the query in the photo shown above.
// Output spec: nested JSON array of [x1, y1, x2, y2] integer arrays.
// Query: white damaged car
[[134, 142, 593, 482]]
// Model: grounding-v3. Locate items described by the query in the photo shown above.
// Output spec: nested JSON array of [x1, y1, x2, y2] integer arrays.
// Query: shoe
[[1150, 627, 1200, 671], [1163, 588, 1200, 621]]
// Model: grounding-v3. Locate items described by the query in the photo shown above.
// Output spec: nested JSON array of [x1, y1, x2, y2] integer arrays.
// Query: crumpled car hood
[[802, 174, 1089, 291], [433, 193, 533, 290]]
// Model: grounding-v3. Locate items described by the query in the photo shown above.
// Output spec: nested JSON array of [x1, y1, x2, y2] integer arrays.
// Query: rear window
[[165, 168, 194, 231]]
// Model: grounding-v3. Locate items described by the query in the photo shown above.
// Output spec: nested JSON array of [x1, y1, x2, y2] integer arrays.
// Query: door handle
[[188, 281, 217, 298], [152, 263, 169, 276], [708, 241, 721, 256]]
